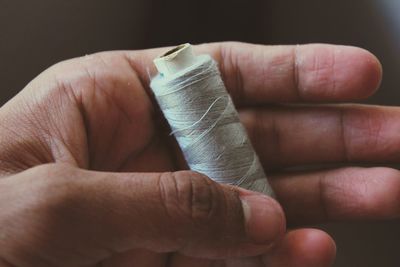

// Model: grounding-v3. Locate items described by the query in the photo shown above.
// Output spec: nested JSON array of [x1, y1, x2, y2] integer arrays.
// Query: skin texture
[[0, 42, 390, 267]]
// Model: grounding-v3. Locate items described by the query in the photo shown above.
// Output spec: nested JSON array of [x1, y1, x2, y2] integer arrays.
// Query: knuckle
[[0, 164, 81, 252], [300, 47, 337, 98], [47, 52, 104, 90], [28, 163, 75, 185], [25, 163, 80, 210], [158, 171, 223, 223], [344, 108, 385, 158]]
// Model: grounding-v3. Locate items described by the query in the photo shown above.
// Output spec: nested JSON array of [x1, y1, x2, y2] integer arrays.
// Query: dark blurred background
[[1, 0, 399, 266]]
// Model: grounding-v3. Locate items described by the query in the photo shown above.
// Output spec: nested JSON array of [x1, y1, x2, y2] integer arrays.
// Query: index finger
[[127, 42, 382, 106]]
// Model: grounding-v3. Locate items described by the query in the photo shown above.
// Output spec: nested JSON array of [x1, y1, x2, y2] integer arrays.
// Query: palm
[[0, 42, 390, 267], [0, 52, 177, 175], [55, 63, 179, 174]]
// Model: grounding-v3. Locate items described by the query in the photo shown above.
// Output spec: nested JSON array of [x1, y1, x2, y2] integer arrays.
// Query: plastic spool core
[[153, 43, 197, 77]]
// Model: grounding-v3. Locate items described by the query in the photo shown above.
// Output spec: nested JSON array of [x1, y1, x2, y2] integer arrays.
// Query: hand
[[0, 42, 386, 267]]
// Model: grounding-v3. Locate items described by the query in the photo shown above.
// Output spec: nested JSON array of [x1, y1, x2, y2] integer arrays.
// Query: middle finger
[[240, 104, 400, 170]]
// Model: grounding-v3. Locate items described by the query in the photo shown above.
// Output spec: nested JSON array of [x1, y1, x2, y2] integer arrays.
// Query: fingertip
[[263, 228, 336, 267], [350, 47, 383, 99], [298, 44, 382, 102], [291, 229, 336, 266], [334, 45, 383, 100], [337, 167, 400, 220]]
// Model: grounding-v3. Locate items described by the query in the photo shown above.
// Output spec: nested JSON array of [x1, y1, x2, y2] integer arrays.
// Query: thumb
[[0, 164, 285, 265], [102, 169, 286, 259]]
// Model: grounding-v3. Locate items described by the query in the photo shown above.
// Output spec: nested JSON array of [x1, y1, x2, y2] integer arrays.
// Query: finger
[[271, 167, 400, 225], [127, 42, 382, 105], [0, 164, 285, 266], [241, 104, 400, 169], [170, 229, 336, 267], [262, 229, 336, 267]]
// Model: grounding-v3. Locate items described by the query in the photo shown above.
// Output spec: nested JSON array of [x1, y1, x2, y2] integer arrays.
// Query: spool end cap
[[154, 43, 197, 77]]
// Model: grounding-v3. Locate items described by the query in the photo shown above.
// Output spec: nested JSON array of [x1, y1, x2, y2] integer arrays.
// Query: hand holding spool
[[0, 42, 384, 266]]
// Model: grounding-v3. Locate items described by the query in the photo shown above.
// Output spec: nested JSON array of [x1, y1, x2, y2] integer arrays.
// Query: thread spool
[[150, 44, 274, 196]]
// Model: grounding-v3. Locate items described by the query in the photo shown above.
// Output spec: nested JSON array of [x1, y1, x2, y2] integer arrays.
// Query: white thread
[[150, 44, 274, 196]]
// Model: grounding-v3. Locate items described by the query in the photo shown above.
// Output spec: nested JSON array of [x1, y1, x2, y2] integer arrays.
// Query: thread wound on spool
[[150, 44, 275, 196]]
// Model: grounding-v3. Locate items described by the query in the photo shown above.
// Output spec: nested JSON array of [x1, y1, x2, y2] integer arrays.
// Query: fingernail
[[239, 190, 285, 244]]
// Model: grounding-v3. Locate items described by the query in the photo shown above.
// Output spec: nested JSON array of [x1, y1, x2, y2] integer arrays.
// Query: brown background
[[1, 1, 399, 266]]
